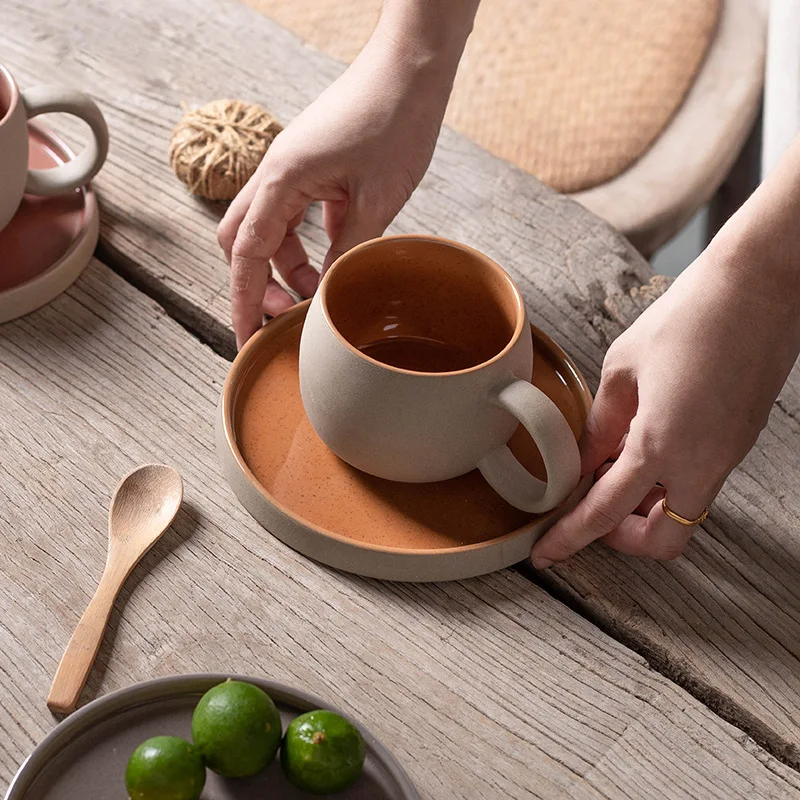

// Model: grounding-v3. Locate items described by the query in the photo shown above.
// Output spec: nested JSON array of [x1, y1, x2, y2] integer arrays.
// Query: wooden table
[[2, 0, 800, 797]]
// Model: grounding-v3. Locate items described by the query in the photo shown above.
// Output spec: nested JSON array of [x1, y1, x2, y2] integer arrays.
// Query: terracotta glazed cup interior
[[323, 236, 519, 371]]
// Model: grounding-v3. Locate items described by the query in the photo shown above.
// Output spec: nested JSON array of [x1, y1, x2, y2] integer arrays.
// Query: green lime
[[125, 735, 205, 800], [191, 679, 282, 777], [281, 709, 365, 794]]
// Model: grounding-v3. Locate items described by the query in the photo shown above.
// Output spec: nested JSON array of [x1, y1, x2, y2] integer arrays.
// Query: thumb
[[323, 206, 391, 272], [581, 366, 638, 473]]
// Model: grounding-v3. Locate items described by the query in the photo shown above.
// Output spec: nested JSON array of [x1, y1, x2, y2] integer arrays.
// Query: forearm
[[362, 0, 480, 95], [700, 134, 800, 390], [376, 0, 480, 65]]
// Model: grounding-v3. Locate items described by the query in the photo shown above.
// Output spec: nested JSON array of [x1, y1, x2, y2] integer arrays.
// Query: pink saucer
[[0, 123, 98, 322]]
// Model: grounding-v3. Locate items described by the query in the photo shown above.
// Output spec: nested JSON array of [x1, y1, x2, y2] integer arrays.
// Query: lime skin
[[125, 735, 205, 800], [281, 709, 366, 794], [191, 679, 282, 777]]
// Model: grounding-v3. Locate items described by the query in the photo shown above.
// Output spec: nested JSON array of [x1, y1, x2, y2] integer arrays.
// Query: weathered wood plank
[[4, 0, 800, 771], [2, 262, 800, 799], [2, 0, 652, 365]]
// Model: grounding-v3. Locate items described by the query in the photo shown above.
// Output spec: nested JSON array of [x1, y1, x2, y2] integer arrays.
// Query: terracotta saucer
[[217, 301, 593, 582], [0, 122, 99, 324]]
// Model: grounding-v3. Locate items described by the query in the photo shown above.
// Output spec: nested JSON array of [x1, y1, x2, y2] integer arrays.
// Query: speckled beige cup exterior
[[299, 236, 580, 513]]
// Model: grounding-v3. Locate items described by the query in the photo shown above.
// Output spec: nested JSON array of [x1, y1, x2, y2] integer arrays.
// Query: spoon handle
[[47, 565, 125, 715]]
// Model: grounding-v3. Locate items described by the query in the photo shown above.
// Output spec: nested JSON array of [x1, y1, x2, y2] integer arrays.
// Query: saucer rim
[[0, 121, 98, 324], [218, 300, 594, 563]]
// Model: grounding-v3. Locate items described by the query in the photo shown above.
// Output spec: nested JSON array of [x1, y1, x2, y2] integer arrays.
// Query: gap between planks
[[519, 563, 800, 773], [96, 240, 238, 362]]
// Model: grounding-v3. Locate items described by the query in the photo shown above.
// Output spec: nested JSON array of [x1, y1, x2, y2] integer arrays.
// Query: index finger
[[230, 179, 307, 348]]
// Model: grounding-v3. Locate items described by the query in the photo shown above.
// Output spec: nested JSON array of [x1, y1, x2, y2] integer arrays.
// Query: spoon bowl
[[108, 464, 184, 556]]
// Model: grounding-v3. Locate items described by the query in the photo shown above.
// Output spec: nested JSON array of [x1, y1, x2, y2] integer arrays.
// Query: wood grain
[[4, 0, 800, 775], [2, 261, 800, 799]]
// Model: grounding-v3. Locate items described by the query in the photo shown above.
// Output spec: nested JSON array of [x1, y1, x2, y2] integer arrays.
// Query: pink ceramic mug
[[0, 63, 109, 232]]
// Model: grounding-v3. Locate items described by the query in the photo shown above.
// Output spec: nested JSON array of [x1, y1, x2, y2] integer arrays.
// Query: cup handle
[[21, 86, 109, 196], [477, 378, 581, 513]]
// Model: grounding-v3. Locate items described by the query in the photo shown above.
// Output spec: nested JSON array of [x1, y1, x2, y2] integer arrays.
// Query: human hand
[[217, 32, 456, 348], [531, 240, 800, 567]]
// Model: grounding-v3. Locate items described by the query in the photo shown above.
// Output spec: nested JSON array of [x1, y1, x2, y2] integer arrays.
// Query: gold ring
[[661, 498, 709, 527]]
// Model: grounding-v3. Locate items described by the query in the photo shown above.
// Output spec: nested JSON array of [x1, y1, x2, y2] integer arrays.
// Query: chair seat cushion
[[244, 0, 720, 192]]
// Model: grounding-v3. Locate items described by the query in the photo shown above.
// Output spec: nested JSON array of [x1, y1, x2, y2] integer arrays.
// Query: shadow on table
[[682, 518, 800, 653], [327, 503, 800, 691], [324, 554, 557, 643], [190, 195, 229, 220]]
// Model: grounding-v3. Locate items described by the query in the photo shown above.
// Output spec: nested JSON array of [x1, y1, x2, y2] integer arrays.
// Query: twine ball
[[168, 99, 283, 200]]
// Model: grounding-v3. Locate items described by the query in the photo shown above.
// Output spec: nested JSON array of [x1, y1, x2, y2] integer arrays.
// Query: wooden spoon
[[47, 464, 184, 715]]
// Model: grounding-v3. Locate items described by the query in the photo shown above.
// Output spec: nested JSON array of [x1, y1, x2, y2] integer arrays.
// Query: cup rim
[[0, 63, 19, 128], [318, 234, 526, 376]]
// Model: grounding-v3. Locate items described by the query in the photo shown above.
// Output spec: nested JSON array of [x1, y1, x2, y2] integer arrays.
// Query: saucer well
[[217, 301, 593, 582], [0, 122, 99, 324]]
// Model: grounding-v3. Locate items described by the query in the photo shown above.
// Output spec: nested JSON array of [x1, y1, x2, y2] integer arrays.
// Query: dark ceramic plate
[[5, 674, 418, 799]]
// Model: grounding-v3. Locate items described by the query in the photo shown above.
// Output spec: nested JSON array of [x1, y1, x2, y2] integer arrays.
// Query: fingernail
[[532, 558, 554, 570]]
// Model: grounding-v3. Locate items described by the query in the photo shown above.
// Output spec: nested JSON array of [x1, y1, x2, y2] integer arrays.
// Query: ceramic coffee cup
[[299, 235, 581, 513], [0, 63, 109, 232]]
